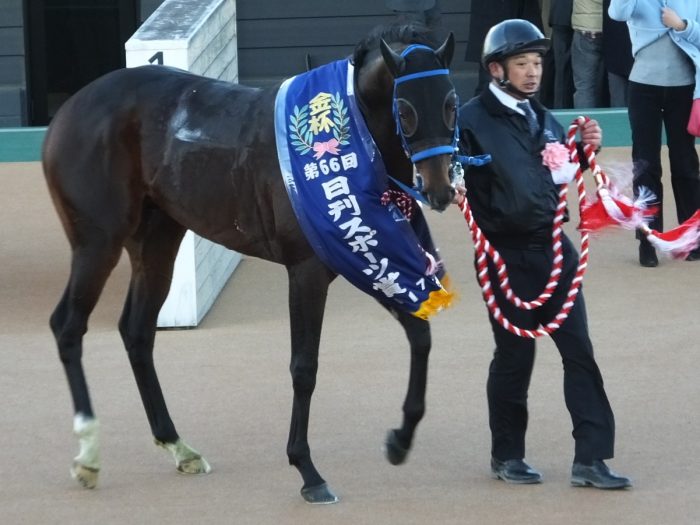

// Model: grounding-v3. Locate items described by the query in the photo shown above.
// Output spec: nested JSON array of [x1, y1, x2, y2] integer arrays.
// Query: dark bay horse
[[43, 23, 457, 504]]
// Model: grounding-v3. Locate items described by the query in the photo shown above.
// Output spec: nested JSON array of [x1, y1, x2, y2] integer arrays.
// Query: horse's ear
[[435, 32, 455, 68], [380, 38, 404, 77]]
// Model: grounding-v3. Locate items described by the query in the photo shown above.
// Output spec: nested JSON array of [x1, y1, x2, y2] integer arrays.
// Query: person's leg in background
[[608, 72, 629, 107], [551, 25, 574, 108], [628, 81, 664, 266], [662, 83, 700, 260], [662, 84, 700, 224], [572, 31, 605, 109]]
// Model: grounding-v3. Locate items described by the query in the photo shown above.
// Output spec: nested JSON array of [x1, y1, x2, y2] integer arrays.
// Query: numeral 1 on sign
[[148, 52, 164, 65]]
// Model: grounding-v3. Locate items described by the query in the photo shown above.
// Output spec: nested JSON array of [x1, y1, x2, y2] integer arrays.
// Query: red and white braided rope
[[459, 117, 593, 338], [381, 189, 415, 220]]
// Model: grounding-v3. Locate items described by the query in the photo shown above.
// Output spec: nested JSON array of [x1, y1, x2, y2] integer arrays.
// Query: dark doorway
[[25, 0, 138, 125]]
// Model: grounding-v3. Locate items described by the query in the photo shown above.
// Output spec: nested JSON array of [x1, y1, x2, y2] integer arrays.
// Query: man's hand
[[662, 7, 687, 31], [453, 183, 466, 205], [580, 119, 602, 148]]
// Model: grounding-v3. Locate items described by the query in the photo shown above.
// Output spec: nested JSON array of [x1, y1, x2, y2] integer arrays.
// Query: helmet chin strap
[[497, 77, 536, 99]]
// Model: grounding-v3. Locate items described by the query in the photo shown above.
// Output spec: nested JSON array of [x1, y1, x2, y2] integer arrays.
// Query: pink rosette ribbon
[[541, 141, 570, 171], [312, 138, 340, 159]]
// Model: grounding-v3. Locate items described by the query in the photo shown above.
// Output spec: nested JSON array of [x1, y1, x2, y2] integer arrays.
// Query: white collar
[[489, 82, 529, 116]]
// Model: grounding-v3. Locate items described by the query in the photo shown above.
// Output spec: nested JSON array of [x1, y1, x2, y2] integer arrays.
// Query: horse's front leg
[[286, 259, 338, 504], [384, 310, 431, 465]]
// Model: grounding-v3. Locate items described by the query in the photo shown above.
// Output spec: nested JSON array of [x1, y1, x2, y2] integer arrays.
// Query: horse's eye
[[396, 98, 418, 137], [443, 90, 458, 131]]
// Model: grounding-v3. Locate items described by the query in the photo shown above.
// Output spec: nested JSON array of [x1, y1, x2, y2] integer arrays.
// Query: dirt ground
[[1, 149, 699, 524]]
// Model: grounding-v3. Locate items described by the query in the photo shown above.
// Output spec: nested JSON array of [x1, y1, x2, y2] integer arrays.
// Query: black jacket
[[549, 0, 573, 28], [458, 87, 566, 241]]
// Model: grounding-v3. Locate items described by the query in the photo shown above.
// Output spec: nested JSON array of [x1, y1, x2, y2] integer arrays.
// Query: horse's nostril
[[439, 188, 456, 210], [428, 191, 452, 212]]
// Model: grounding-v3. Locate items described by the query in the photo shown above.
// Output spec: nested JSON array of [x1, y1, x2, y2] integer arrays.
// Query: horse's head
[[379, 32, 458, 211]]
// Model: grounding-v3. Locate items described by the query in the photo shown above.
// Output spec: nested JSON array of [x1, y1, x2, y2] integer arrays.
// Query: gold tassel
[[412, 273, 457, 320]]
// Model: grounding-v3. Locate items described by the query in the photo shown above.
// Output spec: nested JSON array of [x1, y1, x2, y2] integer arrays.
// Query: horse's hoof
[[156, 438, 212, 474], [71, 461, 99, 489], [177, 455, 211, 475], [384, 429, 410, 465], [300, 482, 339, 504]]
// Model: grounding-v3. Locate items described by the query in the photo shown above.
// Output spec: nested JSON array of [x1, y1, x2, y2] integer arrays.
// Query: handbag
[[687, 98, 700, 137]]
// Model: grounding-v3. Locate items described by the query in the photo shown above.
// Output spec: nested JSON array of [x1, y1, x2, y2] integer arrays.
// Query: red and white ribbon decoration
[[574, 117, 700, 258], [574, 129, 654, 232]]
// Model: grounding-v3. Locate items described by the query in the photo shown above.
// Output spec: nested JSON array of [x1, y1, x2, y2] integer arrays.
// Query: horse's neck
[[376, 132, 413, 184], [355, 59, 414, 184]]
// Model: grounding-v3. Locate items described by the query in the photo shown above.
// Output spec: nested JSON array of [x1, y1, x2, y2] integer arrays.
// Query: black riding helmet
[[481, 19, 550, 68]]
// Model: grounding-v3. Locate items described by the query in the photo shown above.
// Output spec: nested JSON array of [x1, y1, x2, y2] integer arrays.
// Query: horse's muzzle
[[416, 154, 455, 211], [423, 185, 455, 212]]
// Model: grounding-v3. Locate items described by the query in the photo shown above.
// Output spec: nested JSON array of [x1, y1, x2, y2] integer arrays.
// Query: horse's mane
[[351, 23, 440, 69]]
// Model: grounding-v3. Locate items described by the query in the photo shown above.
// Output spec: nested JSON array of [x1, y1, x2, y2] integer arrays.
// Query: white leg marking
[[71, 414, 100, 489], [157, 439, 212, 474]]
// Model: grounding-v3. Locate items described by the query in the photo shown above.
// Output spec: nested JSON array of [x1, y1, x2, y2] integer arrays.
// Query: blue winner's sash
[[274, 59, 452, 319]]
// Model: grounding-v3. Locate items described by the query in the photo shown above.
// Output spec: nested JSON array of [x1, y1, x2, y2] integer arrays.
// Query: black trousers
[[628, 81, 700, 232], [481, 234, 615, 464]]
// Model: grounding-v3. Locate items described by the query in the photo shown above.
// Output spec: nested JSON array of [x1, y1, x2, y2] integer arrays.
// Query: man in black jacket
[[465, 0, 544, 96], [457, 19, 631, 490]]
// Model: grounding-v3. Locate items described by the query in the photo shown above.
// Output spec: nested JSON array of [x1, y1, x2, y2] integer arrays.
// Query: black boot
[[639, 239, 658, 267]]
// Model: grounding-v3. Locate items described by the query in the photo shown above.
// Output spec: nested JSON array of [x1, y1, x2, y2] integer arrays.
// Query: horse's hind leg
[[50, 241, 124, 488], [384, 310, 431, 466], [286, 258, 338, 504], [119, 209, 210, 475]]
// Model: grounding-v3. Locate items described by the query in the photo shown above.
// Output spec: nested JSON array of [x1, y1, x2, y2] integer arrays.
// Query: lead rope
[[458, 117, 593, 338]]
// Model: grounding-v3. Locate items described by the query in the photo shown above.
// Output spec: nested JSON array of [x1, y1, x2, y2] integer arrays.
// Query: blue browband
[[395, 68, 450, 84], [392, 45, 459, 164]]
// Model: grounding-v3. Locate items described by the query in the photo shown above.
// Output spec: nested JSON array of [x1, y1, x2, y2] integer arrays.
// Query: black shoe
[[571, 460, 632, 489], [491, 457, 542, 484], [686, 248, 700, 261], [639, 242, 658, 267]]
